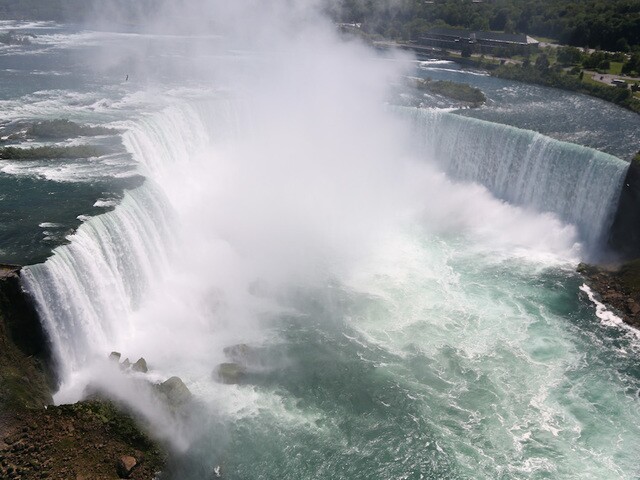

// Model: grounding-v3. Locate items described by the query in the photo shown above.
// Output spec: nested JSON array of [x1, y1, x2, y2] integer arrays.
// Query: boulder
[[121, 358, 131, 369], [109, 352, 121, 362], [156, 377, 192, 407], [116, 455, 137, 478], [132, 358, 148, 373], [214, 363, 247, 385], [628, 300, 640, 315]]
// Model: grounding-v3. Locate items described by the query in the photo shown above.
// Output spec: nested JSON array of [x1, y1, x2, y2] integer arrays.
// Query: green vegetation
[[0, 145, 103, 160], [0, 268, 52, 411], [27, 119, 115, 139], [1, 0, 639, 53], [619, 260, 640, 295], [415, 77, 486, 106], [331, 0, 640, 52]]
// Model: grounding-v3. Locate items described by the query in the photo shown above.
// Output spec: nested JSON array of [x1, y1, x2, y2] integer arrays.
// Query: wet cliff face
[[608, 154, 640, 261], [0, 265, 54, 410]]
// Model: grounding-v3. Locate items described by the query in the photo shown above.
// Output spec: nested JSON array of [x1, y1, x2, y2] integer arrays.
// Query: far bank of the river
[[374, 41, 640, 115]]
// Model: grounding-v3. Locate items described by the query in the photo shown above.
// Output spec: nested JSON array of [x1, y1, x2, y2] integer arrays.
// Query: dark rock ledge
[[0, 265, 166, 479], [577, 261, 640, 330]]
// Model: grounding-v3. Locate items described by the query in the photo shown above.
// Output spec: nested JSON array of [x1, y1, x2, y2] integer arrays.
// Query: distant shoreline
[[374, 41, 640, 116]]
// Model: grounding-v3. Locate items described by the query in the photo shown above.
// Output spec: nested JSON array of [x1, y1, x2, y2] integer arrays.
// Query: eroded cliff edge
[[0, 265, 165, 479], [579, 151, 640, 330]]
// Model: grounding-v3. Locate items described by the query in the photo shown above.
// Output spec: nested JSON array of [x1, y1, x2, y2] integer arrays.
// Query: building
[[417, 28, 539, 55]]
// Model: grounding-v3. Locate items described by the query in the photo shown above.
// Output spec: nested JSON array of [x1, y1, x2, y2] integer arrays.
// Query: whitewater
[[1, 6, 639, 480]]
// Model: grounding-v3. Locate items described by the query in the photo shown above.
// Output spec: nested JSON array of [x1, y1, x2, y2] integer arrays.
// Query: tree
[[557, 46, 583, 65], [622, 53, 640, 75], [616, 38, 631, 52], [535, 53, 550, 71]]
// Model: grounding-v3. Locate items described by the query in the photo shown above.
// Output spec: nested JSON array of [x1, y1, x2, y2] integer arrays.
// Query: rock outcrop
[[0, 266, 166, 479], [156, 376, 192, 408], [578, 262, 640, 329], [132, 358, 148, 373], [0, 264, 53, 410], [117, 454, 139, 478], [609, 153, 640, 260]]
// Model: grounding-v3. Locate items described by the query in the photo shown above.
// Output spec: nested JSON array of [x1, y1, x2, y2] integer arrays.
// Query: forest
[[0, 0, 639, 53], [328, 0, 640, 52]]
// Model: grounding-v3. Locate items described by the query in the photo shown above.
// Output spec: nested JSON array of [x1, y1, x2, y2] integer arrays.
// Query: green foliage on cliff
[[415, 78, 486, 106], [619, 259, 640, 295], [0, 145, 103, 160], [0, 270, 52, 411]]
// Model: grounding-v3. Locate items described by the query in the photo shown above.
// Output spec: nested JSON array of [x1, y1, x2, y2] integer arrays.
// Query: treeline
[[3, 0, 640, 53], [329, 0, 640, 52], [495, 45, 640, 76]]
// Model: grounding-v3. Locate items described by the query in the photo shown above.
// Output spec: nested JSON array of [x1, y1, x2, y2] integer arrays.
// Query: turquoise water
[[1, 19, 639, 480], [164, 230, 640, 479]]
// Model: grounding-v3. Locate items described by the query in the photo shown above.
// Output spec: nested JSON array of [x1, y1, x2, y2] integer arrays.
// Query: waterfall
[[21, 100, 632, 382], [403, 108, 629, 250], [20, 102, 212, 377]]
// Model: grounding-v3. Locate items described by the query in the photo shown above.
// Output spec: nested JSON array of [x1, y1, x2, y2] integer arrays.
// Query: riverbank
[[374, 41, 640, 115], [0, 266, 166, 479], [578, 261, 640, 330], [490, 64, 640, 115]]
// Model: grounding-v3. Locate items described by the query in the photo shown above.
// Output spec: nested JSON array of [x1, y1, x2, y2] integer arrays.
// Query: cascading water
[[19, 94, 640, 479], [20, 103, 211, 379], [11, 10, 640, 478], [405, 108, 629, 251]]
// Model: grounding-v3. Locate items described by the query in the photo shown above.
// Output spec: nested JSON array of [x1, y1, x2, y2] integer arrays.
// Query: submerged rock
[[214, 363, 247, 385]]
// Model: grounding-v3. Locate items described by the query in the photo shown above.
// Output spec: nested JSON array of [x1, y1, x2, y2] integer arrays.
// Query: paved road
[[585, 70, 640, 87]]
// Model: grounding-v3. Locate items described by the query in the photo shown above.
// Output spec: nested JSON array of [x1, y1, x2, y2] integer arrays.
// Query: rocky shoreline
[[0, 265, 167, 479], [578, 261, 640, 330]]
